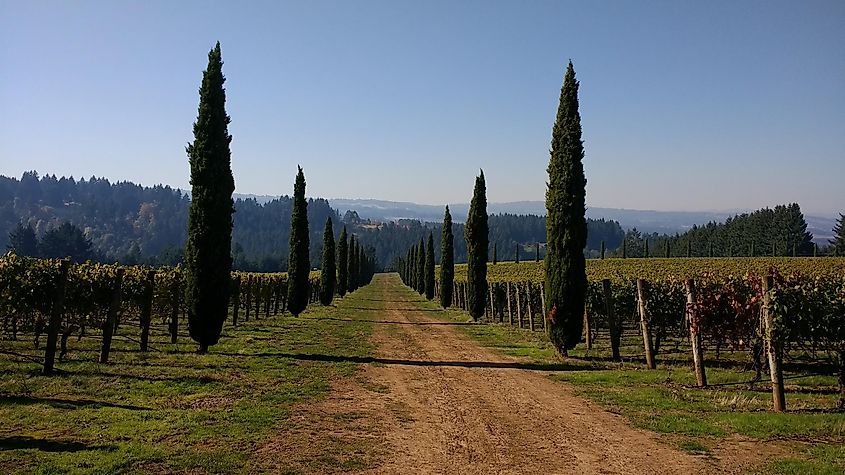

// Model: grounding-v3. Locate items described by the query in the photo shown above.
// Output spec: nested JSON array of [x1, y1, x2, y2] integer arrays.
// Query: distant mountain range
[[323, 198, 837, 244]]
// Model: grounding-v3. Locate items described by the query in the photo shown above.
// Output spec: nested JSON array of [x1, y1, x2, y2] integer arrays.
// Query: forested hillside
[[3, 173, 627, 270]]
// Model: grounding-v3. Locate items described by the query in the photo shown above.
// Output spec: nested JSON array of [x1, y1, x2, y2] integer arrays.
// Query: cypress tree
[[347, 235, 357, 292], [830, 213, 845, 256], [184, 42, 235, 353], [515, 243, 520, 263], [337, 226, 348, 296], [644, 239, 649, 258], [465, 170, 488, 320], [408, 244, 416, 290], [286, 166, 310, 316], [440, 206, 454, 308], [544, 61, 587, 356], [319, 217, 336, 305], [425, 232, 435, 300], [535, 242, 540, 262], [416, 238, 426, 294], [492, 242, 498, 264]]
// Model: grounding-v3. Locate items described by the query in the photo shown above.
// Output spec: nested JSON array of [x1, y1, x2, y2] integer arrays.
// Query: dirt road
[[332, 274, 728, 475]]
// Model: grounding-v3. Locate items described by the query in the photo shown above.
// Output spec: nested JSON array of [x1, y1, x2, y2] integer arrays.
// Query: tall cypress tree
[[347, 235, 357, 292], [286, 166, 310, 316], [319, 217, 336, 305], [492, 242, 497, 264], [337, 226, 348, 296], [832, 213, 845, 256], [440, 206, 454, 308], [184, 42, 235, 353], [465, 170, 488, 320], [515, 243, 520, 263], [425, 231, 435, 300], [416, 238, 426, 295], [545, 61, 587, 356]]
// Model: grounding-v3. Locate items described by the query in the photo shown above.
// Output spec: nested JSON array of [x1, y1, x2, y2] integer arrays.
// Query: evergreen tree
[[465, 170, 488, 320], [440, 206, 454, 308], [535, 242, 540, 262], [492, 242, 497, 264], [544, 61, 587, 356], [39, 222, 94, 262], [184, 42, 236, 352], [319, 217, 336, 305], [515, 243, 519, 263], [425, 231, 435, 300], [7, 222, 38, 256], [337, 226, 348, 296], [416, 238, 425, 294], [286, 166, 310, 316], [347, 235, 357, 292], [832, 213, 845, 256]]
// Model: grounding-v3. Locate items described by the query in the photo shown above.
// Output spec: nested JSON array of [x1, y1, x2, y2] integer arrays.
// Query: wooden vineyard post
[[169, 272, 181, 343], [273, 278, 281, 315], [264, 280, 271, 319], [515, 283, 523, 328], [602, 279, 621, 361], [280, 279, 288, 313], [484, 283, 491, 321], [527, 283, 535, 331], [100, 268, 125, 364], [488, 284, 494, 322], [636, 279, 656, 369], [539, 281, 546, 330], [244, 275, 252, 322], [762, 276, 786, 412], [139, 270, 156, 352], [232, 275, 241, 325], [254, 278, 262, 319], [684, 279, 707, 388], [506, 282, 513, 326], [583, 305, 592, 350], [43, 259, 70, 375], [462, 283, 467, 310]]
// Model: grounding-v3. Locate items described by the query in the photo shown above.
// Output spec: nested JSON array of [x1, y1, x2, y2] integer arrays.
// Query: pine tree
[[416, 238, 426, 295], [440, 206, 454, 308], [337, 226, 348, 296], [425, 231, 435, 300], [184, 42, 236, 353], [544, 61, 587, 356], [319, 217, 336, 305], [832, 213, 845, 256], [286, 166, 310, 316], [465, 170, 488, 320], [7, 222, 38, 256]]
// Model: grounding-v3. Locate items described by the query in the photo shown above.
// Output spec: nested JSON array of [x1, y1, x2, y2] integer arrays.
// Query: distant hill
[[330, 198, 837, 244]]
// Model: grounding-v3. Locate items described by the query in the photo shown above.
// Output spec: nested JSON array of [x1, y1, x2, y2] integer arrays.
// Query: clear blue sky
[[2, 1, 843, 214]]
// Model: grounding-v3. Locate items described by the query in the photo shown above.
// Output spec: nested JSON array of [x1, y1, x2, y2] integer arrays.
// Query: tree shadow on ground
[[0, 436, 117, 452], [316, 316, 472, 326], [213, 351, 598, 372], [0, 395, 148, 411]]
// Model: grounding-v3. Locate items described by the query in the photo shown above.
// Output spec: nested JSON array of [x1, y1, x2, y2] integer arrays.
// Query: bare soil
[[263, 276, 774, 474]]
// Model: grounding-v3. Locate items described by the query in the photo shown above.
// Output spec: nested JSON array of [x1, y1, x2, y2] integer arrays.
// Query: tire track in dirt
[[356, 275, 723, 474]]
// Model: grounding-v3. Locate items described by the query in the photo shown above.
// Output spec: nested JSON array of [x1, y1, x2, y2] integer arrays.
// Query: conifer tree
[[832, 213, 845, 256], [7, 222, 38, 256], [286, 166, 310, 316], [347, 235, 357, 292], [535, 242, 540, 262], [492, 242, 497, 264], [440, 206, 454, 307], [425, 231, 435, 300], [184, 42, 236, 353], [319, 217, 336, 305], [337, 226, 348, 296], [515, 243, 519, 263], [465, 170, 488, 320], [416, 238, 426, 294], [544, 61, 587, 356]]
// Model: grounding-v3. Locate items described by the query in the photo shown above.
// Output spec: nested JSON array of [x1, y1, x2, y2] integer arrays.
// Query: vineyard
[[0, 254, 325, 373], [438, 258, 845, 410]]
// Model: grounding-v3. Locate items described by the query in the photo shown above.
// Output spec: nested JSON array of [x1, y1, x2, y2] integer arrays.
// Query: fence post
[[602, 279, 621, 361], [506, 282, 513, 325], [684, 279, 707, 387], [636, 279, 656, 369], [139, 269, 156, 352], [100, 268, 125, 364], [762, 276, 786, 412], [264, 280, 271, 319], [254, 278, 262, 319], [43, 260, 70, 375], [170, 272, 181, 343], [540, 281, 546, 330], [232, 275, 241, 325], [527, 283, 535, 331], [583, 305, 592, 350], [515, 283, 523, 328]]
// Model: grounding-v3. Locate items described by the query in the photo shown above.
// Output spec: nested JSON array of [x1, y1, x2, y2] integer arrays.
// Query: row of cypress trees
[[395, 61, 587, 358], [184, 43, 375, 353]]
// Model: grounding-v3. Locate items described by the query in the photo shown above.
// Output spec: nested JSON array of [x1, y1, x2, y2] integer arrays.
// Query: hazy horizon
[[2, 1, 843, 215]]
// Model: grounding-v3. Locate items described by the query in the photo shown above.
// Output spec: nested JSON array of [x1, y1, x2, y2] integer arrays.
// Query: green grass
[[0, 286, 382, 474], [424, 290, 844, 474]]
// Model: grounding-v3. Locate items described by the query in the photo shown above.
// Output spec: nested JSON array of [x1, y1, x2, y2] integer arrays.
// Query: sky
[[1, 1, 843, 215]]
